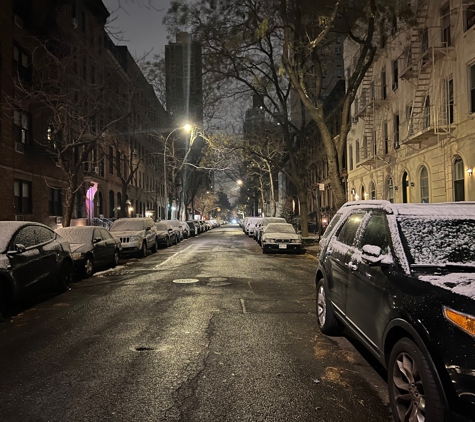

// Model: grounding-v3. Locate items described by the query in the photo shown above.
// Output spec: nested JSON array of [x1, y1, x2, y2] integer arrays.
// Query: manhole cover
[[173, 278, 200, 284]]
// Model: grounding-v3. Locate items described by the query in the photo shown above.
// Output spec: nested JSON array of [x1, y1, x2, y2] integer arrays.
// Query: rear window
[[397, 217, 475, 265]]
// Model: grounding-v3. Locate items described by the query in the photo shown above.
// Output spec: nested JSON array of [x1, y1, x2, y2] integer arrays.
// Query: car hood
[[418, 272, 475, 301], [109, 230, 144, 238]]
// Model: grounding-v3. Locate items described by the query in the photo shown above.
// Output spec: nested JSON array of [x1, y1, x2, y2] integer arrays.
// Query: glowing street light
[[163, 123, 192, 219]]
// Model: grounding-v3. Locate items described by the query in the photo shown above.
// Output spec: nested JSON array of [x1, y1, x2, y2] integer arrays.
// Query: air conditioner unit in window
[[71, 18, 78, 29], [14, 15, 23, 29], [92, 167, 99, 174]]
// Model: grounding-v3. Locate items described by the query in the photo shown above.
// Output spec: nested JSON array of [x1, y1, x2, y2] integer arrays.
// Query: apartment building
[[0, 0, 168, 227], [346, 0, 475, 204]]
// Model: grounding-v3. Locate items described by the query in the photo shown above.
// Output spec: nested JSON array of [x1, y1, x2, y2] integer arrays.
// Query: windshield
[[110, 219, 145, 231], [397, 217, 475, 266], [155, 223, 169, 230], [56, 228, 93, 244], [265, 224, 296, 234]]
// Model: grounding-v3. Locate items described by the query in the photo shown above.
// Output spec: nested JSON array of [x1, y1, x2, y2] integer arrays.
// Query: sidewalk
[[302, 237, 320, 259]]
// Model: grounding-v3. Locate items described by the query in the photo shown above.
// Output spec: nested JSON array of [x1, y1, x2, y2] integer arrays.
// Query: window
[[470, 64, 475, 113], [381, 69, 387, 99], [445, 78, 454, 124], [355, 140, 360, 163], [360, 213, 389, 254], [49, 188, 62, 216], [441, 5, 451, 46], [387, 178, 394, 203], [394, 114, 400, 149], [370, 181, 376, 200], [35, 227, 55, 244], [420, 166, 429, 203], [337, 212, 366, 246], [422, 28, 429, 54], [109, 190, 115, 217], [13, 226, 37, 249], [406, 105, 414, 135], [349, 145, 354, 171], [392, 60, 398, 90], [384, 122, 389, 154], [109, 146, 114, 175], [465, 3, 475, 31], [454, 156, 465, 201], [423, 95, 431, 129], [14, 179, 32, 214], [14, 110, 31, 146], [13, 45, 32, 85], [99, 151, 105, 177]]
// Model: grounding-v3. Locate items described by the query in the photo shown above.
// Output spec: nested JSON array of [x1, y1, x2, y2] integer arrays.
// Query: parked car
[[315, 200, 475, 422], [109, 217, 158, 258], [255, 217, 287, 244], [186, 221, 200, 236], [0, 222, 73, 319], [245, 217, 262, 237], [161, 220, 186, 241], [55, 226, 121, 278], [155, 221, 179, 247], [261, 223, 302, 253]]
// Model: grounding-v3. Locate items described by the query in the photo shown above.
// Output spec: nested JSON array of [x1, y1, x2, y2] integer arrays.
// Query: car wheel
[[388, 338, 444, 422], [140, 242, 147, 258], [316, 278, 342, 335], [151, 238, 158, 253], [174, 235, 178, 245], [112, 250, 120, 268], [58, 260, 73, 292], [166, 237, 170, 248], [83, 255, 94, 278]]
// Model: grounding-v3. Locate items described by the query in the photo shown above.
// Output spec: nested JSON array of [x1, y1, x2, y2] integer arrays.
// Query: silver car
[[109, 217, 158, 258]]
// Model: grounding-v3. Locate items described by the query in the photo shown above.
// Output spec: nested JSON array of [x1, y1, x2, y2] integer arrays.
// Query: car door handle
[[347, 262, 358, 271]]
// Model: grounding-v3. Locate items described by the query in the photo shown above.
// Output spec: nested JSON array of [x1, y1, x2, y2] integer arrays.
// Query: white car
[[109, 217, 158, 257], [161, 220, 186, 241], [255, 217, 287, 244], [261, 223, 302, 254], [246, 217, 263, 237]]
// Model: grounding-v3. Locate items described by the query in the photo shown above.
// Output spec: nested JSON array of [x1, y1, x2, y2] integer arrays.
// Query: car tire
[[151, 238, 158, 253], [112, 250, 120, 267], [174, 235, 178, 245], [58, 260, 73, 292], [83, 255, 94, 278], [140, 242, 147, 258], [388, 338, 444, 422], [316, 278, 342, 335]]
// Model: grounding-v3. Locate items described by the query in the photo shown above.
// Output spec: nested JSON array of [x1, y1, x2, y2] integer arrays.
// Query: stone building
[[346, 0, 475, 204]]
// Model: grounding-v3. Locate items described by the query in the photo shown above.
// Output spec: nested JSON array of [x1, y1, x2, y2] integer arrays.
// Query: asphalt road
[[0, 224, 392, 422]]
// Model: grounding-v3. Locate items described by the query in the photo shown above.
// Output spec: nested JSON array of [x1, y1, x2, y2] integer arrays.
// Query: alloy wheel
[[317, 285, 327, 327]]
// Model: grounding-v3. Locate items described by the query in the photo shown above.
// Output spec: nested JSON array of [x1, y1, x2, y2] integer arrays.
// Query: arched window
[[109, 190, 115, 217], [454, 156, 465, 201], [117, 192, 122, 217], [420, 166, 429, 203], [361, 185, 365, 200], [370, 181, 376, 200], [402, 172, 410, 203], [387, 177, 394, 203]]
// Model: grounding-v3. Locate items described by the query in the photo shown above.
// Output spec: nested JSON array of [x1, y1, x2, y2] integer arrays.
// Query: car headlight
[[290, 239, 301, 243], [444, 307, 475, 336], [265, 239, 276, 243], [71, 252, 83, 260], [129, 235, 141, 242]]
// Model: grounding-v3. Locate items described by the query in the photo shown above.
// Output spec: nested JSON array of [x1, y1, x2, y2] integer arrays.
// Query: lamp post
[[163, 124, 191, 220]]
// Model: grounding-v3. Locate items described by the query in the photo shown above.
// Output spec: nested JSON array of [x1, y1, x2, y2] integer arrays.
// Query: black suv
[[316, 200, 475, 422]]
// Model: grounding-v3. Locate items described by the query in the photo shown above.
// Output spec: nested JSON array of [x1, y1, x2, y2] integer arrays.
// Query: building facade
[[0, 0, 168, 227], [346, 0, 475, 204]]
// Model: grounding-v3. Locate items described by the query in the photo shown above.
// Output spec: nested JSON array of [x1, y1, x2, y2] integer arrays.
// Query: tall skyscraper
[[165, 32, 203, 125]]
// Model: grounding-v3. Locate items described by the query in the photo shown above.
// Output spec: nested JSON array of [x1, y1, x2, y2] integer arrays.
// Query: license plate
[[279, 244, 287, 249]]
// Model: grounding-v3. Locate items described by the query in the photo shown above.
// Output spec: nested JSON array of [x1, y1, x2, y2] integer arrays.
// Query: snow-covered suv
[[316, 200, 475, 422], [109, 217, 158, 258]]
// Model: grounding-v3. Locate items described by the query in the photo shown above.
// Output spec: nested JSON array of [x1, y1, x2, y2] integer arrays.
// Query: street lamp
[[163, 124, 191, 219]]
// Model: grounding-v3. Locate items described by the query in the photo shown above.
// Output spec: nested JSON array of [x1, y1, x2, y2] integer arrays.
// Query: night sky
[[102, 0, 171, 60]]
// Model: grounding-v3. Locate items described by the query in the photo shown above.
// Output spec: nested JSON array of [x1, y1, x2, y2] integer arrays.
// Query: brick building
[[0, 0, 168, 227]]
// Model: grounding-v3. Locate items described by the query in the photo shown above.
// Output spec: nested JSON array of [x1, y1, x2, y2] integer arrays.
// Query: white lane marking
[[153, 245, 196, 269]]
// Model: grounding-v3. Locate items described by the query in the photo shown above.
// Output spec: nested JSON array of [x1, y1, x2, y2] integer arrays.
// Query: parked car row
[[0, 217, 204, 319], [241, 216, 303, 254]]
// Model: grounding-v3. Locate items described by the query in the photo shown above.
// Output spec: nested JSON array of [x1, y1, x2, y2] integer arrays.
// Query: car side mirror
[[9, 244, 27, 254], [361, 244, 386, 266]]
